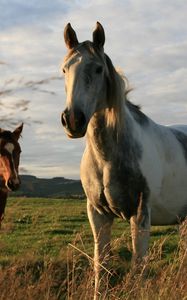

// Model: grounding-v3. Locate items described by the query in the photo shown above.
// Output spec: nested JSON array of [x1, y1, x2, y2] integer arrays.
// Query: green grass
[[0, 197, 186, 300], [0, 197, 179, 265], [1, 198, 88, 262]]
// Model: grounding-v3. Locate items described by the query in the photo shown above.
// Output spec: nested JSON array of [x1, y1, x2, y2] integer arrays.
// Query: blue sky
[[1, 0, 187, 178]]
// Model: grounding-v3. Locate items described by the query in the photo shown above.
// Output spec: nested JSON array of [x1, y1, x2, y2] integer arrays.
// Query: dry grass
[[0, 220, 187, 300]]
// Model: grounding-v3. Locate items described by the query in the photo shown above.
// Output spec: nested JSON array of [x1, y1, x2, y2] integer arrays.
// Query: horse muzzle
[[61, 108, 87, 138], [7, 177, 21, 191]]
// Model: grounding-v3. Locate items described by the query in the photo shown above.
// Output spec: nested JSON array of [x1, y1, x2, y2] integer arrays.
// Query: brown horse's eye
[[96, 66, 103, 74], [62, 68, 66, 74]]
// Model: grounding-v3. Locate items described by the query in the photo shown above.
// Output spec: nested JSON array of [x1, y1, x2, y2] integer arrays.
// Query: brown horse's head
[[0, 124, 23, 191]]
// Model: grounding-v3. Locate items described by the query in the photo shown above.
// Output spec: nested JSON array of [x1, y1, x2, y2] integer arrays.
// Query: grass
[[0, 197, 186, 299]]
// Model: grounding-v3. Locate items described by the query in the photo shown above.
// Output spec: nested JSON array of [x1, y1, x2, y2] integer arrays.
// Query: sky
[[1, 0, 187, 179]]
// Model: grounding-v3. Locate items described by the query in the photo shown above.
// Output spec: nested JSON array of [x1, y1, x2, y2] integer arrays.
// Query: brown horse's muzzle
[[7, 177, 21, 191]]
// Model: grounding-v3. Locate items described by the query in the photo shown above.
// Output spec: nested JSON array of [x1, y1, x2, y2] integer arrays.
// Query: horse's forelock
[[65, 41, 103, 61], [0, 131, 13, 141]]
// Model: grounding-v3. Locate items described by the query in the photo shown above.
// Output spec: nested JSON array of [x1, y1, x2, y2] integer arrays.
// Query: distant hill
[[11, 175, 85, 198]]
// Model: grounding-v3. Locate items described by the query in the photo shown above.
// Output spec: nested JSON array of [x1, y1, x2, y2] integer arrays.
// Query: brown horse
[[0, 124, 23, 226]]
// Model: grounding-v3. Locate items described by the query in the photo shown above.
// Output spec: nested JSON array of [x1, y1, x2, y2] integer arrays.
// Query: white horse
[[61, 22, 187, 298]]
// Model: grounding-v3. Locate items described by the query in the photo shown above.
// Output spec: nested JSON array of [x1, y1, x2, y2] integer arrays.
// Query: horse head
[[61, 22, 110, 138], [0, 124, 23, 191]]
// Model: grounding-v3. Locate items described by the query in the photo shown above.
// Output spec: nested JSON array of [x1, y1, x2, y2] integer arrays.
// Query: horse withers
[[61, 22, 187, 298], [0, 124, 23, 226]]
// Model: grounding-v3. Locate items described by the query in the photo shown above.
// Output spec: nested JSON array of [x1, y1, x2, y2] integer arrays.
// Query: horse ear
[[93, 22, 105, 49], [13, 123, 23, 140], [64, 23, 79, 50]]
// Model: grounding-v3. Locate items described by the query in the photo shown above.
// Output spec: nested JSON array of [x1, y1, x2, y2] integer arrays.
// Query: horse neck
[[0, 186, 8, 222], [86, 103, 139, 161]]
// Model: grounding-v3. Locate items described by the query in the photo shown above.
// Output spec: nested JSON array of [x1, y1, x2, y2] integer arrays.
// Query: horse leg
[[130, 193, 150, 266], [0, 187, 8, 227], [87, 200, 114, 299]]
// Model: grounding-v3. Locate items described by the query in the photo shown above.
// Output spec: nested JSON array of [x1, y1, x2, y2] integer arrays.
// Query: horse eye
[[62, 68, 66, 74], [95, 66, 103, 74]]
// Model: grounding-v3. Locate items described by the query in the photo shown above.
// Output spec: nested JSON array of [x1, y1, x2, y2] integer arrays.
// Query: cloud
[[0, 0, 71, 30]]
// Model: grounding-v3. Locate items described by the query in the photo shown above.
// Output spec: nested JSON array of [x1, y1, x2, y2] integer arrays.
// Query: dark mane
[[126, 100, 149, 125]]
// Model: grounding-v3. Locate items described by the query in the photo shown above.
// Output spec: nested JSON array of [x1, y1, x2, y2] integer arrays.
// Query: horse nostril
[[7, 179, 13, 191], [61, 112, 67, 128], [7, 179, 20, 191], [76, 111, 86, 129]]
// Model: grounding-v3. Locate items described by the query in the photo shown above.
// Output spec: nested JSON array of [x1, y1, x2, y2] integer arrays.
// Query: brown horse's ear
[[93, 22, 105, 49], [13, 123, 23, 140], [64, 23, 79, 50]]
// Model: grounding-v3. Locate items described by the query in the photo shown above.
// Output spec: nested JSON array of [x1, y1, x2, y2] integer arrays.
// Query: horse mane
[[126, 100, 149, 125], [104, 54, 149, 130], [104, 54, 129, 132]]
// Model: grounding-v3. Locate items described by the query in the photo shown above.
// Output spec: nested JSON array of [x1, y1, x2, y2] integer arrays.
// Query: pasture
[[0, 197, 186, 299]]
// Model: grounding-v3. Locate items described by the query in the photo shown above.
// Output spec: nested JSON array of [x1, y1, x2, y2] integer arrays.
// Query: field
[[0, 197, 187, 300]]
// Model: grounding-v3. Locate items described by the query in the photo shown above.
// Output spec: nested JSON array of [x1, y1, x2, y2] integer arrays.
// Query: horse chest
[[81, 151, 149, 219]]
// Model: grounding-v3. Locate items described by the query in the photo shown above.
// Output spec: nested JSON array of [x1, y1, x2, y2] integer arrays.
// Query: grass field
[[0, 197, 186, 300]]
